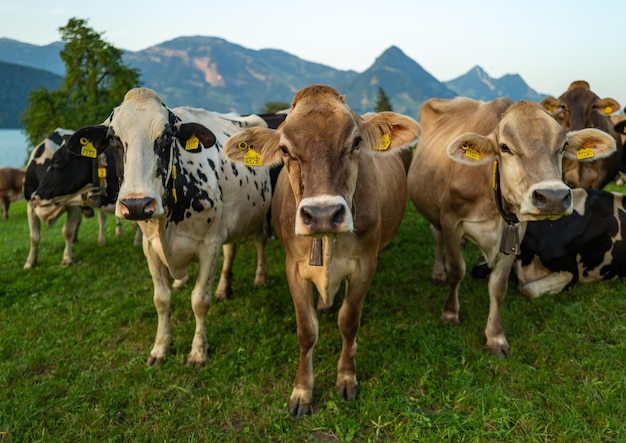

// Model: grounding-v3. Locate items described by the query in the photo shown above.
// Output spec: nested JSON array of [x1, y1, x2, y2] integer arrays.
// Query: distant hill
[[122, 36, 355, 113], [0, 38, 65, 76], [0, 60, 62, 128], [339, 46, 456, 115], [444, 65, 546, 102], [0, 37, 548, 127]]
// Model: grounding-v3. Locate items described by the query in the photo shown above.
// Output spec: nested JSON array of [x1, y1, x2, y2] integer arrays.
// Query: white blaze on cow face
[[109, 88, 171, 219]]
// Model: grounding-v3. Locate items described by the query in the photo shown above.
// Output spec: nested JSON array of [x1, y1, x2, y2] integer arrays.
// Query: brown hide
[[224, 84, 421, 417], [0, 167, 25, 220], [407, 97, 616, 357], [541, 80, 622, 188]]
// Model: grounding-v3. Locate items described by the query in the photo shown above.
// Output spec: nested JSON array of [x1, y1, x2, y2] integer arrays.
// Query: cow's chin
[[517, 212, 570, 222]]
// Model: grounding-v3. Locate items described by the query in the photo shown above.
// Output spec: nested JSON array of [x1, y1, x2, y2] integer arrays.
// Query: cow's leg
[[430, 224, 446, 283], [215, 243, 235, 301], [145, 245, 173, 366], [187, 241, 221, 367], [1, 197, 9, 220], [440, 229, 465, 324], [23, 204, 40, 269], [335, 256, 375, 402], [115, 217, 123, 238], [484, 254, 515, 357], [97, 210, 106, 246], [61, 207, 82, 266], [133, 222, 143, 246], [286, 258, 317, 417], [253, 223, 268, 287]]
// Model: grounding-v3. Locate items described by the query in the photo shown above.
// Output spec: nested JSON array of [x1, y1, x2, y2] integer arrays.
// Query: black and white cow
[[516, 188, 626, 298], [23, 129, 82, 269], [65, 87, 272, 366]]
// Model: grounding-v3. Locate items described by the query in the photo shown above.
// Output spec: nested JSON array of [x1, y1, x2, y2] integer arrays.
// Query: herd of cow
[[1, 80, 625, 416]]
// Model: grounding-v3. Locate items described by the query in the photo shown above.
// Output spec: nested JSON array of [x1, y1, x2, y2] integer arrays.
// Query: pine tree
[[375, 87, 393, 112]]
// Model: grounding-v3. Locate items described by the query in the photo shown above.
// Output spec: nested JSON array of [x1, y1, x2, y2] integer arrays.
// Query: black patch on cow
[[520, 189, 626, 287]]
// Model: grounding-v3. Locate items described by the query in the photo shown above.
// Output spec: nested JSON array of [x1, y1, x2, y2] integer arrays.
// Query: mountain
[[0, 37, 548, 127], [444, 65, 546, 102], [339, 46, 456, 115], [0, 60, 63, 127], [122, 36, 356, 113], [0, 38, 65, 76]]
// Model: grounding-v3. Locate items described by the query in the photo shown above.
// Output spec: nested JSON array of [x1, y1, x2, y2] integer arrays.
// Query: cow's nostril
[[331, 205, 345, 226], [120, 197, 156, 220], [300, 207, 314, 227]]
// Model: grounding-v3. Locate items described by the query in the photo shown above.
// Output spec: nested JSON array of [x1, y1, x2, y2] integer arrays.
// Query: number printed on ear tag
[[244, 148, 263, 166], [80, 138, 97, 158]]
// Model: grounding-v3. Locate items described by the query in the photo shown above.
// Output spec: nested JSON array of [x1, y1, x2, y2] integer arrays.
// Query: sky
[[2, 0, 625, 110]]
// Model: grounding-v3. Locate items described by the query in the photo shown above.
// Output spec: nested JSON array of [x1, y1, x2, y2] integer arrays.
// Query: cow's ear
[[564, 128, 616, 161], [446, 132, 495, 165], [66, 125, 109, 158], [224, 127, 283, 167], [614, 120, 626, 136], [175, 123, 216, 153], [597, 98, 621, 115], [541, 97, 560, 113], [362, 112, 422, 152]]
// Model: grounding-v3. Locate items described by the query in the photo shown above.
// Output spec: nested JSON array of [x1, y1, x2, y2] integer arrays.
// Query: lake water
[[0, 129, 30, 168]]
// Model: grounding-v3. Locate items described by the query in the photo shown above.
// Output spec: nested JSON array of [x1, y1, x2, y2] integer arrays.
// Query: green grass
[[1, 198, 625, 442]]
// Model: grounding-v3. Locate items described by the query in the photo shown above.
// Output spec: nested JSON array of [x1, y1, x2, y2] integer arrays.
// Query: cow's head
[[224, 84, 421, 236], [64, 88, 217, 221], [446, 100, 616, 222], [541, 81, 620, 133]]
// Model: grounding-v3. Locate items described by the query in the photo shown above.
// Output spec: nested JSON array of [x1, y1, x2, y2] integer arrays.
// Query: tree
[[375, 87, 393, 113], [21, 18, 141, 148], [259, 101, 290, 114]]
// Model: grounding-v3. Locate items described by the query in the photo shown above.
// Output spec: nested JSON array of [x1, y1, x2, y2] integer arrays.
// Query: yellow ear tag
[[462, 143, 480, 161], [577, 146, 594, 160], [492, 161, 498, 189], [603, 106, 613, 115], [97, 167, 107, 178], [171, 165, 177, 203], [80, 138, 97, 158], [244, 148, 263, 166], [185, 134, 199, 151], [374, 133, 391, 151]]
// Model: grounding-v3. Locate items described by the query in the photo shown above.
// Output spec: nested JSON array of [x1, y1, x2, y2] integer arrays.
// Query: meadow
[[0, 197, 625, 442]]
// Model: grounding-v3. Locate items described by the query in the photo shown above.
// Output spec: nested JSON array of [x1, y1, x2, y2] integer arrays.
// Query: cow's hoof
[[254, 270, 267, 287], [485, 342, 510, 358], [185, 358, 205, 368], [146, 355, 166, 366], [61, 260, 73, 267], [215, 288, 232, 302], [336, 381, 359, 401], [440, 311, 460, 324], [288, 398, 312, 418]]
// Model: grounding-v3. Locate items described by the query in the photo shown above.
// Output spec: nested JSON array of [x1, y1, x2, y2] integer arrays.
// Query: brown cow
[[407, 97, 615, 356], [224, 85, 421, 417], [541, 80, 622, 189], [0, 167, 25, 220]]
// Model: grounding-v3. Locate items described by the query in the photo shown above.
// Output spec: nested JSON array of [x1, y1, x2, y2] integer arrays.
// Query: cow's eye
[[350, 136, 362, 153], [280, 145, 289, 156], [500, 144, 511, 154]]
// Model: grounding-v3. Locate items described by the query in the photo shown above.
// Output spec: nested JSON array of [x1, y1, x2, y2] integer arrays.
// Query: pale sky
[[2, 0, 625, 110]]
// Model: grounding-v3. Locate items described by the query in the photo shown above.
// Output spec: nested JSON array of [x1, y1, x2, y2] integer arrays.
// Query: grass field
[[1, 197, 625, 442]]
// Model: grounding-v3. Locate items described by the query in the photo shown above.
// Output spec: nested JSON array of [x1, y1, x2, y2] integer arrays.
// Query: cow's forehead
[[499, 102, 565, 148], [110, 89, 170, 139]]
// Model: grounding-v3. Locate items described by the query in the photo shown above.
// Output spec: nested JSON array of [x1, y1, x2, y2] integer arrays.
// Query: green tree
[[259, 101, 290, 114], [375, 87, 393, 112], [21, 18, 141, 148]]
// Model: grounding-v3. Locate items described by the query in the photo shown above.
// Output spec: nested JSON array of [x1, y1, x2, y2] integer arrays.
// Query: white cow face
[[64, 88, 217, 221]]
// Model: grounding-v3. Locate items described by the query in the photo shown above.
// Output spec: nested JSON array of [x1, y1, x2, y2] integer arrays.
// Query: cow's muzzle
[[296, 196, 353, 236], [531, 188, 572, 214], [118, 197, 158, 220]]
